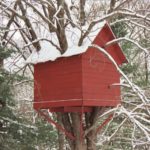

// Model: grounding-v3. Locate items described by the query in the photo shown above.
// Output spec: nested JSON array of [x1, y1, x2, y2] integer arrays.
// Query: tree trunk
[[86, 130, 96, 150], [69, 108, 105, 149], [79, 0, 86, 26], [56, 0, 68, 54], [57, 113, 65, 150], [71, 113, 86, 150], [60, 109, 102, 150]]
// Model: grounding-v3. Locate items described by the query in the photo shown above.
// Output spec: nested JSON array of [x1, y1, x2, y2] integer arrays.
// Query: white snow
[[26, 42, 61, 64], [26, 21, 106, 64]]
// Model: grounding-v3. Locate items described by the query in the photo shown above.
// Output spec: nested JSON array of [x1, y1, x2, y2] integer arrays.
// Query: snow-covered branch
[[111, 18, 150, 31], [78, 9, 150, 46], [90, 44, 149, 104], [0, 117, 37, 129], [22, 0, 57, 31], [23, 38, 61, 51], [105, 37, 149, 55], [90, 44, 150, 147]]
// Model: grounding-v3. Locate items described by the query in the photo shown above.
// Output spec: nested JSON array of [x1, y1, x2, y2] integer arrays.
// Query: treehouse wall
[[82, 47, 120, 106], [34, 55, 83, 109], [34, 47, 121, 110]]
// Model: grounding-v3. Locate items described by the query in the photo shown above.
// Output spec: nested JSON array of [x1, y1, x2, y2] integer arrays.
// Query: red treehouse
[[29, 22, 127, 138]]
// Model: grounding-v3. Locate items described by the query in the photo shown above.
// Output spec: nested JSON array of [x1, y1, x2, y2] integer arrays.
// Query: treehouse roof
[[26, 21, 127, 65]]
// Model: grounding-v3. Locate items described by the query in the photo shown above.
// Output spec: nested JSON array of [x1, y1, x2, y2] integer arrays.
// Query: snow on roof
[[26, 21, 106, 64]]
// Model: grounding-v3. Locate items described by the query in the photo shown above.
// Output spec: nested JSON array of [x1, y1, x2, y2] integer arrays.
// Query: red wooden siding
[[34, 48, 121, 110], [82, 47, 121, 106], [34, 55, 83, 109]]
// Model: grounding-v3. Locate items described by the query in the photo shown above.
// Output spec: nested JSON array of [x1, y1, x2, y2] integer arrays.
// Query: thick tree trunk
[[60, 110, 101, 150], [57, 113, 65, 150], [86, 130, 96, 150], [108, 0, 116, 13], [47, 0, 56, 32], [62, 113, 75, 150], [71, 113, 86, 150], [70, 108, 105, 150], [56, 0, 68, 54], [79, 0, 86, 26], [85, 108, 100, 150]]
